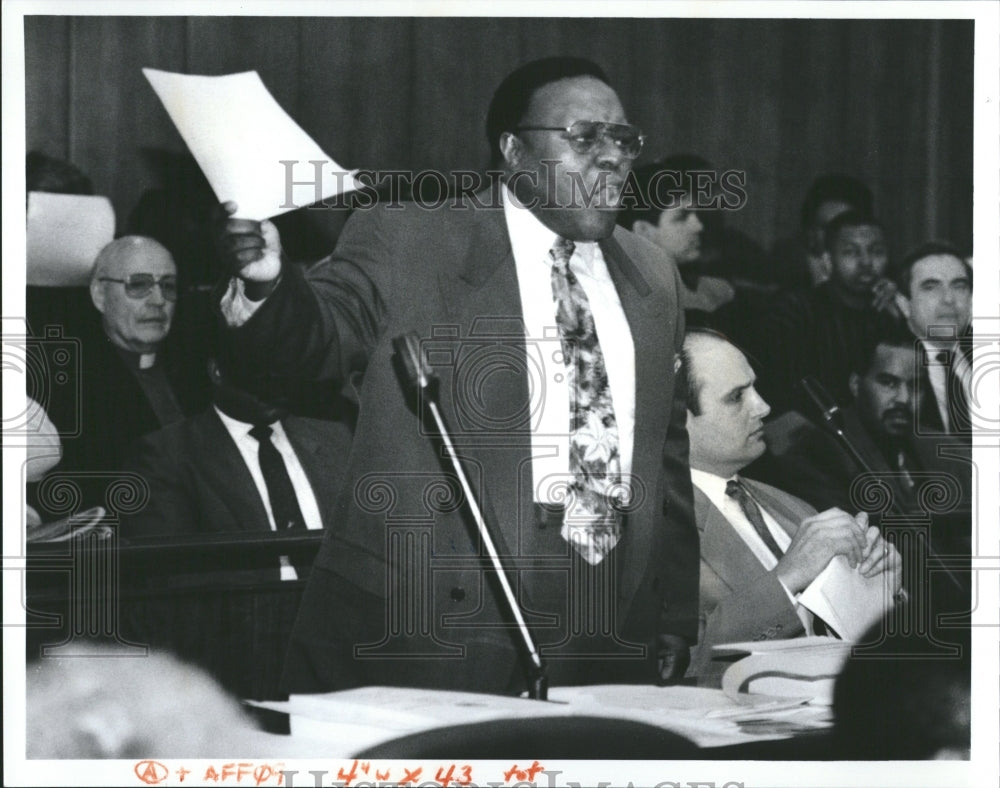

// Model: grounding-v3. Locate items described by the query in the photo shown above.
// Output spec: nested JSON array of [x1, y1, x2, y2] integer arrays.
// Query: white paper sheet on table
[[26, 192, 115, 286], [143, 68, 359, 220], [249, 683, 832, 754]]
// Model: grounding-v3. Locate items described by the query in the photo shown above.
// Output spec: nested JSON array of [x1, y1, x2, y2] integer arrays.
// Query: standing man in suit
[[894, 242, 973, 435], [681, 329, 901, 684], [121, 358, 352, 578], [215, 57, 699, 694]]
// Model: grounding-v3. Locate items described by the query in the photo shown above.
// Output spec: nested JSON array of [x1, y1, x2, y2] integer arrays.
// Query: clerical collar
[[112, 343, 158, 370]]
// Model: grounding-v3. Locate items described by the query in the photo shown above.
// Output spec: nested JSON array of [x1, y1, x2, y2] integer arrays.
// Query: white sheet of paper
[[799, 554, 893, 641], [143, 68, 359, 220], [26, 192, 115, 286]]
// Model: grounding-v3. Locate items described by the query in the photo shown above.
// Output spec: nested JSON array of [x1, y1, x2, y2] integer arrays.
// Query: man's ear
[[895, 291, 911, 320], [632, 219, 656, 242], [89, 279, 105, 313], [817, 251, 833, 281], [498, 131, 522, 169], [848, 371, 860, 400]]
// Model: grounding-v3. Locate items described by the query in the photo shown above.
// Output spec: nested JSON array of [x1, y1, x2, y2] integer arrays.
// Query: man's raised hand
[[214, 201, 283, 298]]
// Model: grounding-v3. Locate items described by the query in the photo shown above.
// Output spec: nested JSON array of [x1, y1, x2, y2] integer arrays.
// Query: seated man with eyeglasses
[[39, 236, 208, 513]]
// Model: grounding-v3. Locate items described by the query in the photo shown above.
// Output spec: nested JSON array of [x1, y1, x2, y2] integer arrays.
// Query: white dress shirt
[[921, 339, 972, 432], [215, 407, 323, 580], [690, 467, 813, 634], [503, 185, 636, 503]]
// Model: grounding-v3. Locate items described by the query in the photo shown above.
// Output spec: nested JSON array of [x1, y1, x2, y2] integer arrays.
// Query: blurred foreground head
[[833, 604, 970, 759], [28, 643, 260, 758]]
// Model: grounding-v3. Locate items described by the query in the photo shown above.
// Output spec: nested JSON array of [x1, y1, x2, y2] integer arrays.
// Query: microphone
[[801, 376, 844, 431], [392, 333, 549, 700]]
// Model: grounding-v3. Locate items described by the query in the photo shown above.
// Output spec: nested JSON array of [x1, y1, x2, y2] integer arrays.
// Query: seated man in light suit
[[681, 329, 902, 685]]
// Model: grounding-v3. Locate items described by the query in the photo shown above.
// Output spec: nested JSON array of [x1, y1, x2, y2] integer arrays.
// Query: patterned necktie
[[550, 236, 623, 565], [249, 423, 306, 531], [726, 478, 784, 560]]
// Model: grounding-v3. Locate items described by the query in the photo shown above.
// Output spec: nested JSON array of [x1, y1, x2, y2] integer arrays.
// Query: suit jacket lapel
[[695, 486, 772, 595], [601, 233, 672, 607], [434, 206, 533, 562], [195, 409, 273, 533]]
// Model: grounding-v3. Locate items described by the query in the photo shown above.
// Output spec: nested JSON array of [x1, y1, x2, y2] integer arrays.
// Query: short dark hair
[[26, 151, 93, 195], [617, 153, 714, 230], [848, 319, 918, 379], [823, 209, 883, 253], [894, 240, 972, 298], [485, 57, 610, 167], [801, 174, 873, 229]]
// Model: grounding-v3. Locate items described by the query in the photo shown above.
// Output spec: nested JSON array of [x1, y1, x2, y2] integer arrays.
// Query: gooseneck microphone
[[800, 377, 873, 482], [393, 333, 549, 700]]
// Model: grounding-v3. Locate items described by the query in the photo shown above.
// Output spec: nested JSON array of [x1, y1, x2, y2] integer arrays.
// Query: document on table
[[26, 192, 115, 286], [249, 683, 832, 754], [715, 637, 853, 705], [143, 68, 359, 220]]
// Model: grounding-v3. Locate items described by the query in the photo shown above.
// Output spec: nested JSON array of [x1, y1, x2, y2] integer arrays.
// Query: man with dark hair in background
[[893, 242, 974, 435], [744, 210, 900, 416], [770, 173, 875, 290], [618, 155, 736, 315], [215, 57, 699, 695]]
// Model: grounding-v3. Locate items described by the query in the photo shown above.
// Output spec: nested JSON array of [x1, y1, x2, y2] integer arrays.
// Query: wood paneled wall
[[24, 16, 974, 260]]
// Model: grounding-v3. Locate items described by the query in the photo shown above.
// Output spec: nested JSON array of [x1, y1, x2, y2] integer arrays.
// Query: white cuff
[[220, 277, 265, 327]]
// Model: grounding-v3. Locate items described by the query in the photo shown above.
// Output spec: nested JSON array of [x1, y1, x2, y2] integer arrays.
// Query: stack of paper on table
[[715, 636, 853, 706], [249, 682, 832, 754]]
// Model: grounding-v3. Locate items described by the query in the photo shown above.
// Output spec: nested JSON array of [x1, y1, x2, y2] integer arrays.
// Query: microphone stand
[[393, 333, 549, 700], [800, 376, 965, 594]]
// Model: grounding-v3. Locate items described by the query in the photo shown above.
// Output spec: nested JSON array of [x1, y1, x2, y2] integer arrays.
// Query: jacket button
[[450, 587, 466, 602]]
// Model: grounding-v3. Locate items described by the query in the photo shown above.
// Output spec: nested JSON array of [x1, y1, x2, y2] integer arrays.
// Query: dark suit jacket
[[222, 193, 699, 695], [120, 408, 352, 538], [39, 321, 209, 513], [751, 408, 973, 555], [916, 337, 973, 436], [689, 478, 815, 686]]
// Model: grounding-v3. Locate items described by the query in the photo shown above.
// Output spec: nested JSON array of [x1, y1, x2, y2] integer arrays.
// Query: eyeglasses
[[513, 120, 646, 159], [98, 274, 178, 302]]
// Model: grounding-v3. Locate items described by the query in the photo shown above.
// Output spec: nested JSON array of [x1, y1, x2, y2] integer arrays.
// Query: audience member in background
[[27, 643, 266, 758], [43, 236, 208, 512], [681, 329, 901, 685], [752, 324, 968, 526], [619, 156, 736, 315], [770, 173, 875, 290], [745, 211, 900, 415], [894, 242, 974, 435], [121, 358, 352, 579], [833, 605, 970, 759]]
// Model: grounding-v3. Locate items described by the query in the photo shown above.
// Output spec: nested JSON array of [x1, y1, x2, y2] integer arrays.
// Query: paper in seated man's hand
[[776, 507, 869, 594], [656, 633, 691, 686], [213, 201, 283, 296]]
